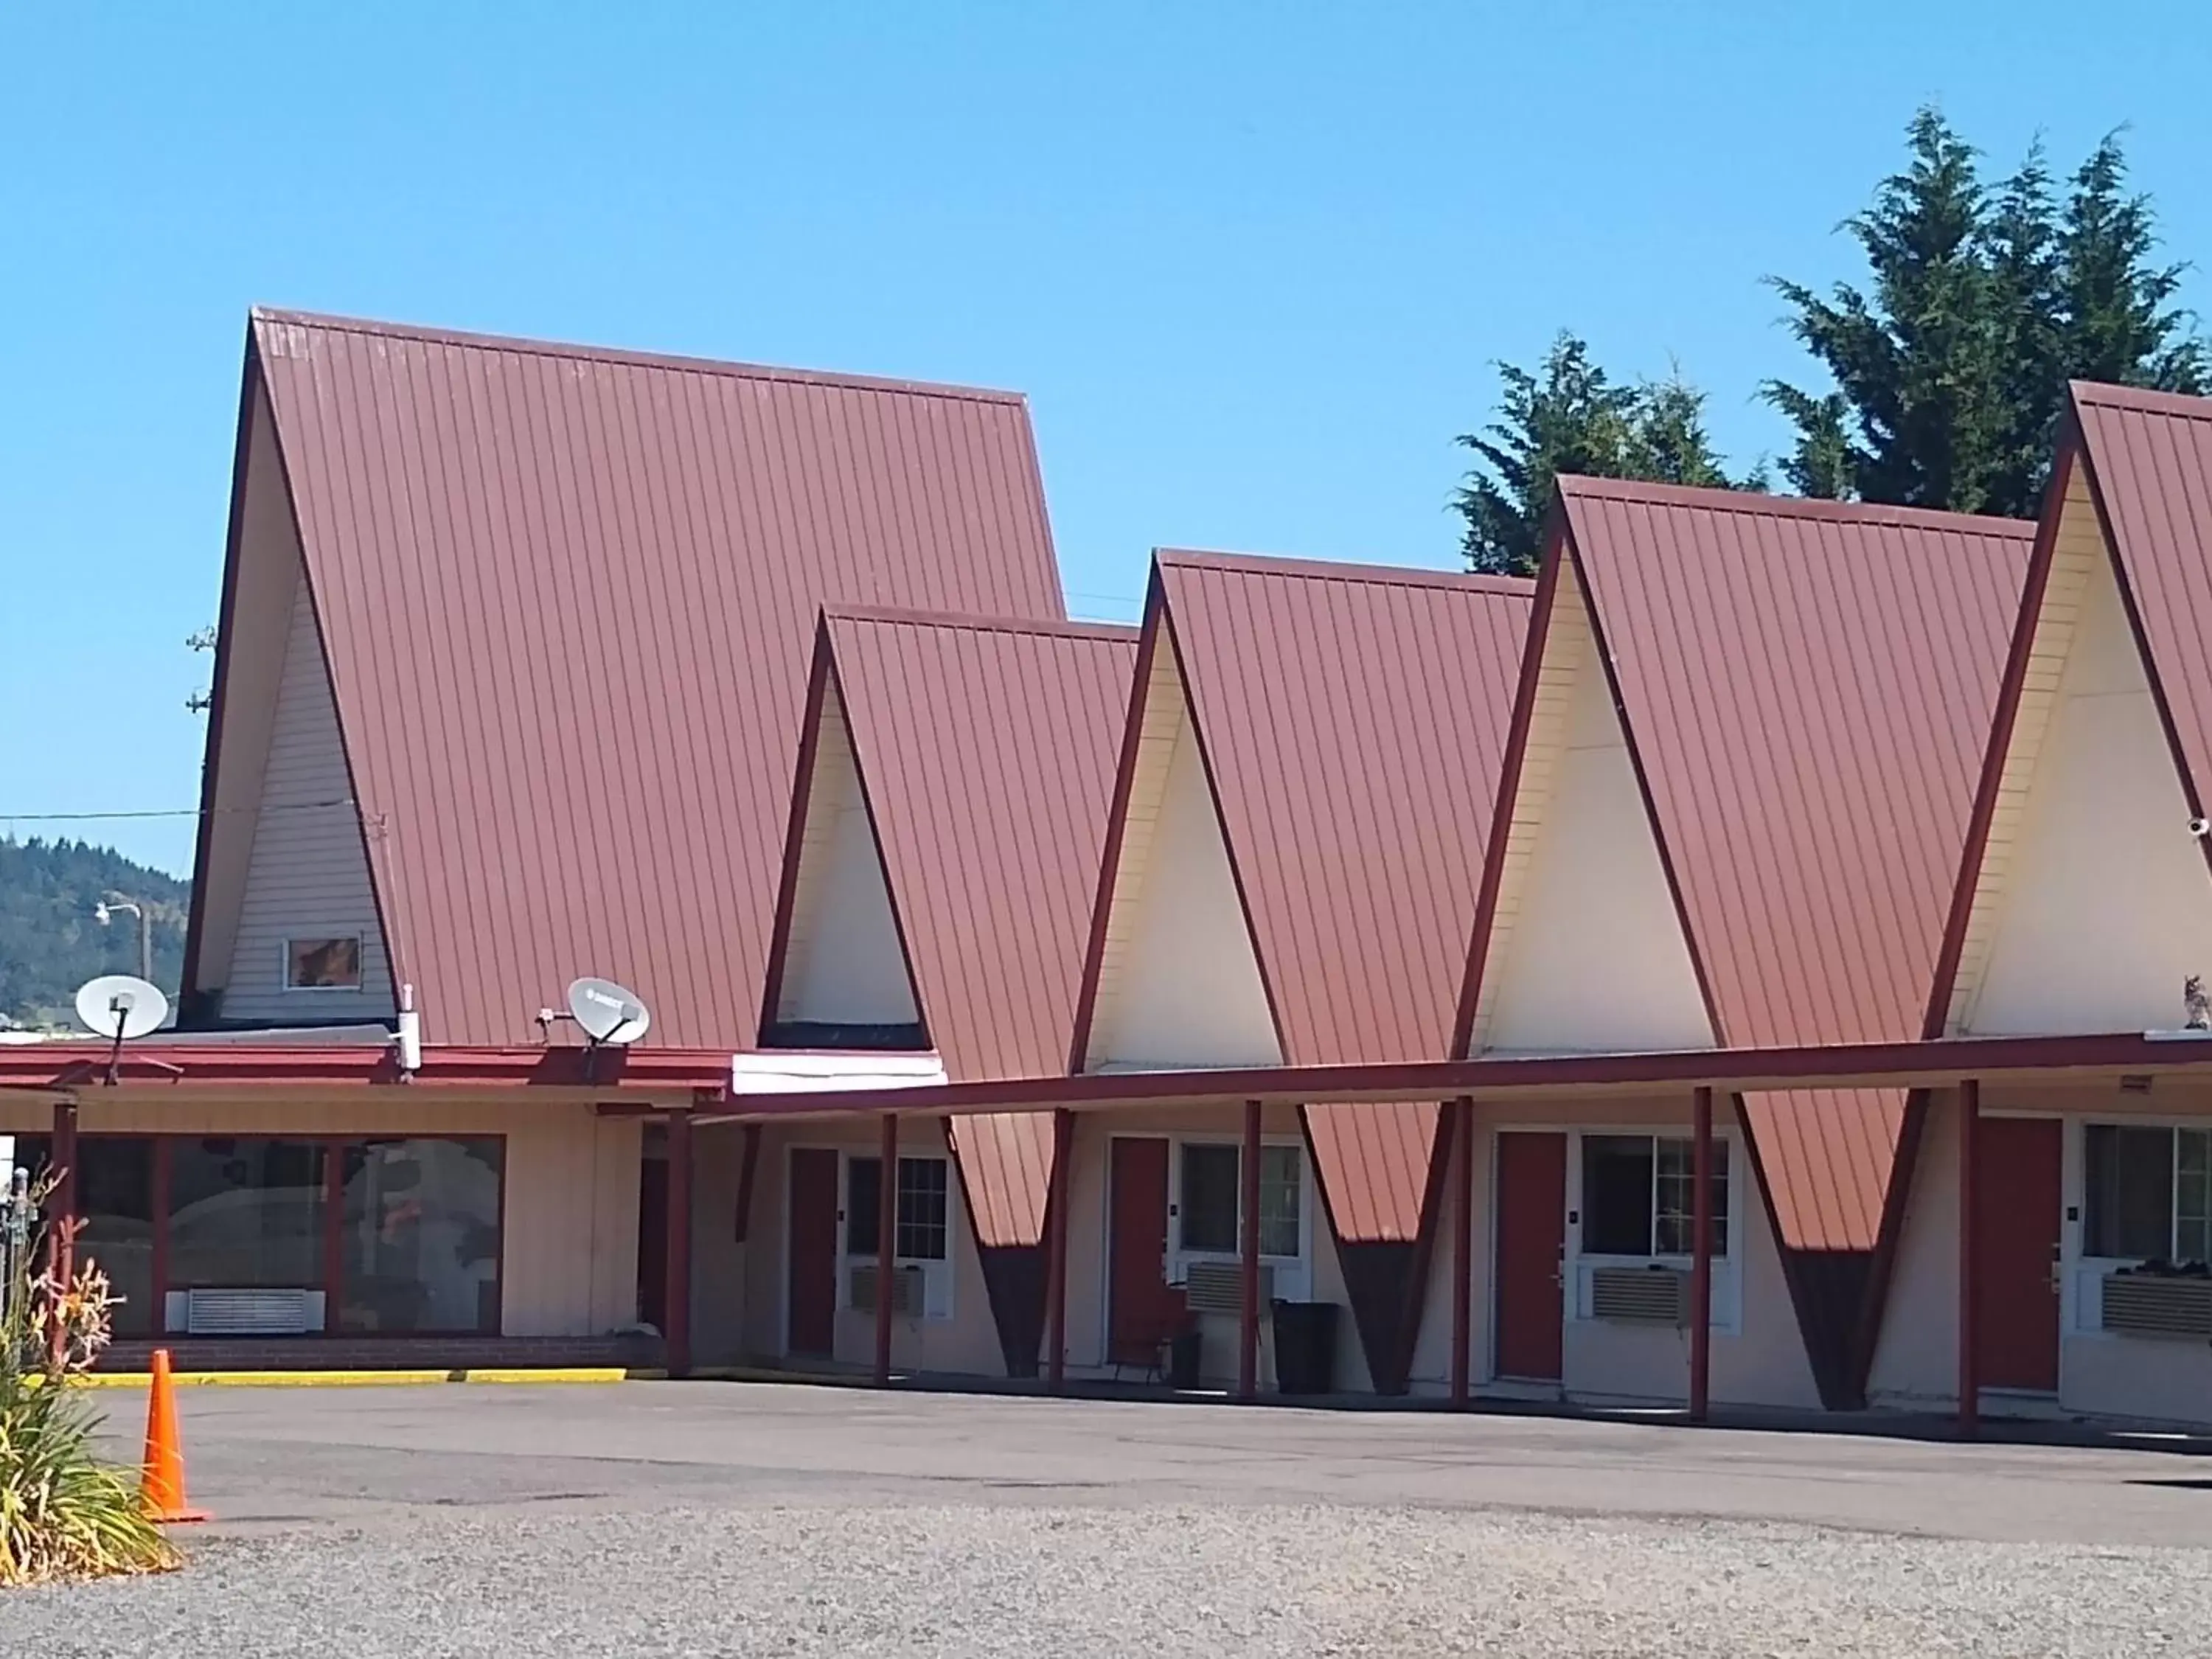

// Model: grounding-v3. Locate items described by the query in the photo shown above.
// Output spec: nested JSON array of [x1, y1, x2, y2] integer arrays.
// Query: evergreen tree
[[0, 840, 187, 1029]]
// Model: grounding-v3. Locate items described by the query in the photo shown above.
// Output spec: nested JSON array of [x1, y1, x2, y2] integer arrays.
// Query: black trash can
[[1270, 1301, 1339, 1395], [1166, 1326, 1203, 1390]]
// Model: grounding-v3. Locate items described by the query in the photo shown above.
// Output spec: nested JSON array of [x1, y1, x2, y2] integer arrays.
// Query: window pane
[[846, 1157, 881, 1256], [285, 937, 362, 990], [895, 1158, 948, 1261], [2085, 1124, 2174, 1259], [167, 1139, 327, 1293], [1258, 1144, 1301, 1256], [2178, 1130, 2212, 1265], [1653, 1137, 1729, 1259], [1180, 1144, 1240, 1253], [74, 1138, 156, 1337], [339, 1139, 503, 1334], [1582, 1135, 1655, 1256]]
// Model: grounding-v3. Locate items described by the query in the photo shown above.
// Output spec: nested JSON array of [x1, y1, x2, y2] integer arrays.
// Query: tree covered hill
[[0, 838, 187, 1029]]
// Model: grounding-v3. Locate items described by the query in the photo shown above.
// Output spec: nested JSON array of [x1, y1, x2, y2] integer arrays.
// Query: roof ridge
[[1558, 474, 2037, 538], [249, 307, 1030, 407], [1155, 547, 1536, 597], [2072, 378, 2212, 422], [823, 604, 1138, 642]]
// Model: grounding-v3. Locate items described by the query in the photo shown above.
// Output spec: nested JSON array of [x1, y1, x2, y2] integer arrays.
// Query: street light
[[94, 894, 153, 982]]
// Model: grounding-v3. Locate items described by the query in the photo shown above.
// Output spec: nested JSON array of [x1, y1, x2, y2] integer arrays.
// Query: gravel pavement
[[12, 1382, 2212, 1655], [15, 1500, 2212, 1657]]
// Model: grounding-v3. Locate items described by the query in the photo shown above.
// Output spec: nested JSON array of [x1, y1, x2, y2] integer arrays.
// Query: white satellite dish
[[567, 977, 650, 1046], [74, 975, 169, 1042]]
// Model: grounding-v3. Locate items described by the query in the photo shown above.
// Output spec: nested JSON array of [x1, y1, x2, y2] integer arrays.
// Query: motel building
[[9, 312, 2212, 1436]]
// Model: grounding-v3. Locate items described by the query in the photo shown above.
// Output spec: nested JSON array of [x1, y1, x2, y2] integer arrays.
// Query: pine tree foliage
[[0, 841, 187, 1028]]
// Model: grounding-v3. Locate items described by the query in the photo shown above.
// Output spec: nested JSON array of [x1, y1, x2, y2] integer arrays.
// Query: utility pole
[[95, 894, 153, 981]]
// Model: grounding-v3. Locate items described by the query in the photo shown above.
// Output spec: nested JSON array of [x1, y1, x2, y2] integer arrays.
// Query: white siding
[[774, 684, 920, 1028], [1481, 583, 1714, 1055], [1965, 544, 2212, 1034], [220, 574, 396, 1024]]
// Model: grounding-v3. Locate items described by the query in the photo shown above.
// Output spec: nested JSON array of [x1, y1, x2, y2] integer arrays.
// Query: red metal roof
[[1147, 552, 1532, 1242], [1551, 477, 2032, 1251], [2070, 381, 2212, 808], [799, 608, 1136, 1248], [230, 309, 1064, 1051]]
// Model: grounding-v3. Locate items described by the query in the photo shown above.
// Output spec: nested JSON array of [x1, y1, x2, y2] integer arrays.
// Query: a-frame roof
[[1931, 380, 2212, 1036], [763, 607, 1135, 1250], [183, 308, 1065, 1049], [1466, 477, 2031, 1253]]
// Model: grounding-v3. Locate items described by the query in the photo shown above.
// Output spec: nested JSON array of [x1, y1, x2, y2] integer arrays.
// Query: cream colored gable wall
[[220, 571, 397, 1025], [1084, 702, 1281, 1071], [1963, 536, 2212, 1034], [775, 684, 919, 1029], [1478, 570, 1713, 1054]]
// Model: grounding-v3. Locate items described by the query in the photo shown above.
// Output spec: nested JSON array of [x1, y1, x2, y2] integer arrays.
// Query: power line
[[0, 798, 357, 825]]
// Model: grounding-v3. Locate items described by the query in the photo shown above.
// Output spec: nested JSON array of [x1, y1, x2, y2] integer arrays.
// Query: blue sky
[[4, 1, 2209, 876]]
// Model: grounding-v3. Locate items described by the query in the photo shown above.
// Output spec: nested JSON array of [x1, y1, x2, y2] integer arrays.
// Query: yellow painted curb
[[74, 1366, 663, 1388]]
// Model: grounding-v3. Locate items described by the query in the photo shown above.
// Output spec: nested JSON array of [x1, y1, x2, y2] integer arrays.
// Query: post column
[[1689, 1086, 1714, 1424], [1450, 1096, 1475, 1408], [47, 1098, 79, 1368], [1044, 1108, 1074, 1389], [1958, 1079, 1980, 1436], [664, 1109, 694, 1378], [876, 1111, 898, 1388], [1239, 1098, 1263, 1401]]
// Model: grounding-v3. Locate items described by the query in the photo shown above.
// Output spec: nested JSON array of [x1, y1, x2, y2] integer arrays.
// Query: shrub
[[0, 1186, 178, 1585]]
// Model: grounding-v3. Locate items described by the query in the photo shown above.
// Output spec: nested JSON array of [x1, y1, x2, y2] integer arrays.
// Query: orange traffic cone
[[139, 1349, 208, 1524]]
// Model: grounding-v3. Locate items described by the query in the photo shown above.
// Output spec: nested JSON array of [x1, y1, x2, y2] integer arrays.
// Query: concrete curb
[[75, 1366, 667, 1388]]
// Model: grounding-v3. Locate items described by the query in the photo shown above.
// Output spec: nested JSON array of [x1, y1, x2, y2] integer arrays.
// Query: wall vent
[[185, 1287, 315, 1336], [847, 1262, 924, 1318], [1590, 1265, 1688, 1326], [1183, 1259, 1272, 1315], [2101, 1275, 2212, 1339]]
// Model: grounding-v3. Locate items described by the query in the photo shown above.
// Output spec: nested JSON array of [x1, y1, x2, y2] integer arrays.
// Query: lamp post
[[94, 894, 152, 982]]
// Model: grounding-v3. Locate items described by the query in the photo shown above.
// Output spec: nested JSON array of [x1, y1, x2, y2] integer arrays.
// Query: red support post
[[875, 1110, 897, 1388], [1689, 1086, 1714, 1424], [1450, 1096, 1475, 1408], [1239, 1097, 1262, 1401], [46, 1099, 77, 1368], [664, 1109, 694, 1378], [1958, 1078, 1980, 1436], [1044, 1108, 1074, 1388]]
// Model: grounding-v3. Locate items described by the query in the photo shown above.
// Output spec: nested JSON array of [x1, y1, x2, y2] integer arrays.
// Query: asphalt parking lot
[[14, 1382, 2212, 1655]]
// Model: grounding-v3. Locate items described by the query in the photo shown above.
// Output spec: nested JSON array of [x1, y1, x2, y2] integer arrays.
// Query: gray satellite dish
[[74, 975, 169, 1042], [567, 977, 650, 1046]]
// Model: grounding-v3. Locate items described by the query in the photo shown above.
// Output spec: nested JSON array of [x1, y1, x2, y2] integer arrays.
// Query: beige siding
[[220, 574, 396, 1025], [0, 1095, 639, 1338]]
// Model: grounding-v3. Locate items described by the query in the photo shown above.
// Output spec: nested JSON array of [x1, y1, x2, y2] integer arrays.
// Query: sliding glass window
[[339, 1139, 504, 1334]]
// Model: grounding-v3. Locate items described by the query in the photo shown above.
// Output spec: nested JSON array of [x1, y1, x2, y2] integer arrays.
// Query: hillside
[[0, 838, 188, 1028]]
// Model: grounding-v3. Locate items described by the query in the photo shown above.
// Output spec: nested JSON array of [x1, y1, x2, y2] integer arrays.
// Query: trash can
[[1270, 1301, 1339, 1395], [1166, 1326, 1203, 1390]]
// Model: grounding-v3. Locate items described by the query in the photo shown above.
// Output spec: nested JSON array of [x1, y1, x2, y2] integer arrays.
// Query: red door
[[1495, 1132, 1566, 1382], [1975, 1116, 2062, 1392], [787, 1149, 840, 1357], [1109, 1137, 1186, 1364]]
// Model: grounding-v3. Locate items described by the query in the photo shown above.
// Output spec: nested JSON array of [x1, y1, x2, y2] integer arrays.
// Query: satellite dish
[[74, 975, 169, 1042], [567, 977, 650, 1046]]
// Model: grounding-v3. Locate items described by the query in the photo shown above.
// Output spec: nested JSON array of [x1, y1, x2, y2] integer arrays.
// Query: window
[[167, 1138, 327, 1291], [1177, 1142, 1302, 1257], [284, 936, 362, 991], [338, 1139, 504, 1333], [2085, 1124, 2212, 1263], [1581, 1134, 1728, 1259], [844, 1156, 948, 1261], [4, 1135, 155, 1337]]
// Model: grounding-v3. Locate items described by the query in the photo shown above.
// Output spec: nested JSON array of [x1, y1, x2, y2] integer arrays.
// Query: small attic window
[[284, 936, 363, 992]]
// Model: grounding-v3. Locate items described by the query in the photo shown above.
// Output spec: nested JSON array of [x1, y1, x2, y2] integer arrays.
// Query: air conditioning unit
[[2101, 1274, 2212, 1339], [1590, 1265, 1688, 1326], [1183, 1259, 1272, 1315], [848, 1262, 924, 1317], [185, 1287, 315, 1336]]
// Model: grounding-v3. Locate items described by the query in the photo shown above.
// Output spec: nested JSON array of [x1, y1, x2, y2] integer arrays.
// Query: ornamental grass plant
[[0, 1182, 178, 1585]]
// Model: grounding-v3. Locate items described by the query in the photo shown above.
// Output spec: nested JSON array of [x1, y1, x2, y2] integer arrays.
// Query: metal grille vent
[[185, 1287, 313, 1336], [2101, 1276, 2212, 1339], [1183, 1259, 1272, 1314], [1590, 1266, 1688, 1326], [848, 1262, 924, 1317]]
